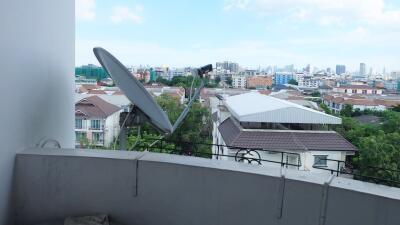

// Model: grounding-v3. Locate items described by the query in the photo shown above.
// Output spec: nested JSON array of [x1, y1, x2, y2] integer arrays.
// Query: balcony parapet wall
[[15, 148, 400, 225]]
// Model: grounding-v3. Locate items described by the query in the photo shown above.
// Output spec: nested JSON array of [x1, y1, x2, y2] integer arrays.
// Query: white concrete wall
[[104, 112, 120, 147], [0, 0, 74, 223]]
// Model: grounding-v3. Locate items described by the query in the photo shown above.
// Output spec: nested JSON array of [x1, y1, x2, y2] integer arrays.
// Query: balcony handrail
[[312, 158, 400, 187], [136, 138, 303, 169]]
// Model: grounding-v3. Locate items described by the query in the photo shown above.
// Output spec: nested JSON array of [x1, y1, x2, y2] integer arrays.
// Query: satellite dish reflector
[[93, 47, 173, 134]]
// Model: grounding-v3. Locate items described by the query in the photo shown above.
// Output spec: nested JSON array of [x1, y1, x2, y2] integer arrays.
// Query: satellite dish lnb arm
[[172, 80, 205, 133], [171, 64, 212, 133]]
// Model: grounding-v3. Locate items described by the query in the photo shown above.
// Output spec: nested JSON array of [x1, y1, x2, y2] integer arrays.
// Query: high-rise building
[[216, 61, 239, 73], [336, 65, 346, 75], [360, 63, 366, 77], [327, 68, 332, 74], [391, 71, 400, 80], [274, 72, 294, 85], [75, 64, 108, 80]]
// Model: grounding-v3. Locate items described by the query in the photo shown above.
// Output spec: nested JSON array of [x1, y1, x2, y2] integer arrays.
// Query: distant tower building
[[391, 71, 400, 80], [304, 64, 311, 74], [216, 61, 239, 73], [336, 65, 346, 75], [360, 63, 366, 77]]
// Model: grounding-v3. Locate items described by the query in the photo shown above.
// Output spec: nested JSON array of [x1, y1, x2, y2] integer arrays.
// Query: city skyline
[[76, 0, 400, 71]]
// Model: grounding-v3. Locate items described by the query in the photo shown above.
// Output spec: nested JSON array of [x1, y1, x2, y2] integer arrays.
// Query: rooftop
[[225, 92, 341, 124], [75, 95, 120, 119], [218, 117, 357, 152], [336, 85, 378, 90]]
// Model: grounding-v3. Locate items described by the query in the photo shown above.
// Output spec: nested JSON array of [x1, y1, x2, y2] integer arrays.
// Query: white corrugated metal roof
[[225, 92, 341, 124]]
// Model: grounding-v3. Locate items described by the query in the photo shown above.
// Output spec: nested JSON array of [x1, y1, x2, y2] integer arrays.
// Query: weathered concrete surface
[[15, 149, 400, 225]]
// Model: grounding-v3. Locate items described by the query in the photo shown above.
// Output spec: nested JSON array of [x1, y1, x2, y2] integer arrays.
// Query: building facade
[[216, 61, 239, 73], [274, 72, 294, 85], [336, 65, 346, 75], [323, 94, 400, 113], [246, 76, 272, 89], [75, 64, 108, 80], [212, 92, 356, 174], [75, 96, 121, 148], [232, 75, 247, 89], [360, 63, 366, 77], [333, 85, 383, 95]]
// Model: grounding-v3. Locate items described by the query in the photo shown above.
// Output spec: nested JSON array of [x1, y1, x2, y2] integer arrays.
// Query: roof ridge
[[77, 96, 120, 117], [229, 118, 243, 145]]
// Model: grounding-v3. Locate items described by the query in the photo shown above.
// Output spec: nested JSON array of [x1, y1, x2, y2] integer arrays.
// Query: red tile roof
[[88, 89, 107, 95], [81, 84, 99, 90], [218, 117, 357, 152], [337, 85, 376, 90], [75, 96, 120, 119]]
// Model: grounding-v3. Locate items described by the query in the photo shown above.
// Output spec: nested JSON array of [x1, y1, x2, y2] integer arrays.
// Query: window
[[372, 90, 377, 94], [91, 120, 101, 130], [75, 119, 83, 129], [352, 89, 357, 93], [75, 132, 86, 142], [362, 90, 367, 94], [314, 155, 328, 167], [92, 133, 102, 143]]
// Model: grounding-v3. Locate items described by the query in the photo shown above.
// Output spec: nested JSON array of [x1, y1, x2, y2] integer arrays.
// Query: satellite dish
[[93, 47, 173, 134], [93, 47, 212, 137]]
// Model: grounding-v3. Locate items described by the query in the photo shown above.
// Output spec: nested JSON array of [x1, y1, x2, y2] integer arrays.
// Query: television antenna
[[93, 47, 212, 150]]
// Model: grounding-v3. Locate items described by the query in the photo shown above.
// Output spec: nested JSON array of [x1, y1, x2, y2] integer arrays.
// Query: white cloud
[[110, 6, 143, 24], [76, 0, 96, 21], [223, 0, 250, 11], [224, 0, 400, 28]]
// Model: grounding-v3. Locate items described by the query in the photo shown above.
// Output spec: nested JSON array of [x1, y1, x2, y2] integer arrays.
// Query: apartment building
[[333, 85, 383, 95], [232, 75, 247, 89], [212, 92, 356, 173], [323, 94, 400, 113], [246, 76, 273, 89], [75, 96, 121, 148]]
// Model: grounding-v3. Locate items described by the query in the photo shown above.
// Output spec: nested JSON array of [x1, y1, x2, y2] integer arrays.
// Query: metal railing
[[313, 158, 400, 187], [136, 138, 302, 169]]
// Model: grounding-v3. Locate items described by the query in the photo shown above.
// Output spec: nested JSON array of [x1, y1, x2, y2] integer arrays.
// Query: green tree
[[127, 94, 212, 157], [319, 103, 332, 115], [392, 104, 400, 112], [226, 77, 233, 86], [288, 79, 298, 85], [340, 104, 353, 117], [215, 75, 221, 84], [311, 91, 321, 97], [334, 111, 400, 186]]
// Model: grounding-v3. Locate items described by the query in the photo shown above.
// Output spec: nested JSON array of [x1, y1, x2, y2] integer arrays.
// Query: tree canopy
[[126, 93, 213, 157], [156, 75, 219, 89], [335, 108, 400, 186], [288, 79, 298, 85]]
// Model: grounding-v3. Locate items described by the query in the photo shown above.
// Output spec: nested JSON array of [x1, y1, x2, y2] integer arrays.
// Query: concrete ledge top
[[330, 176, 400, 200], [17, 148, 145, 160], [140, 151, 283, 178]]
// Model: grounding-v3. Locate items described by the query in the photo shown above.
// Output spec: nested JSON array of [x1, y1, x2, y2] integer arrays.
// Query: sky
[[76, 0, 400, 72]]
